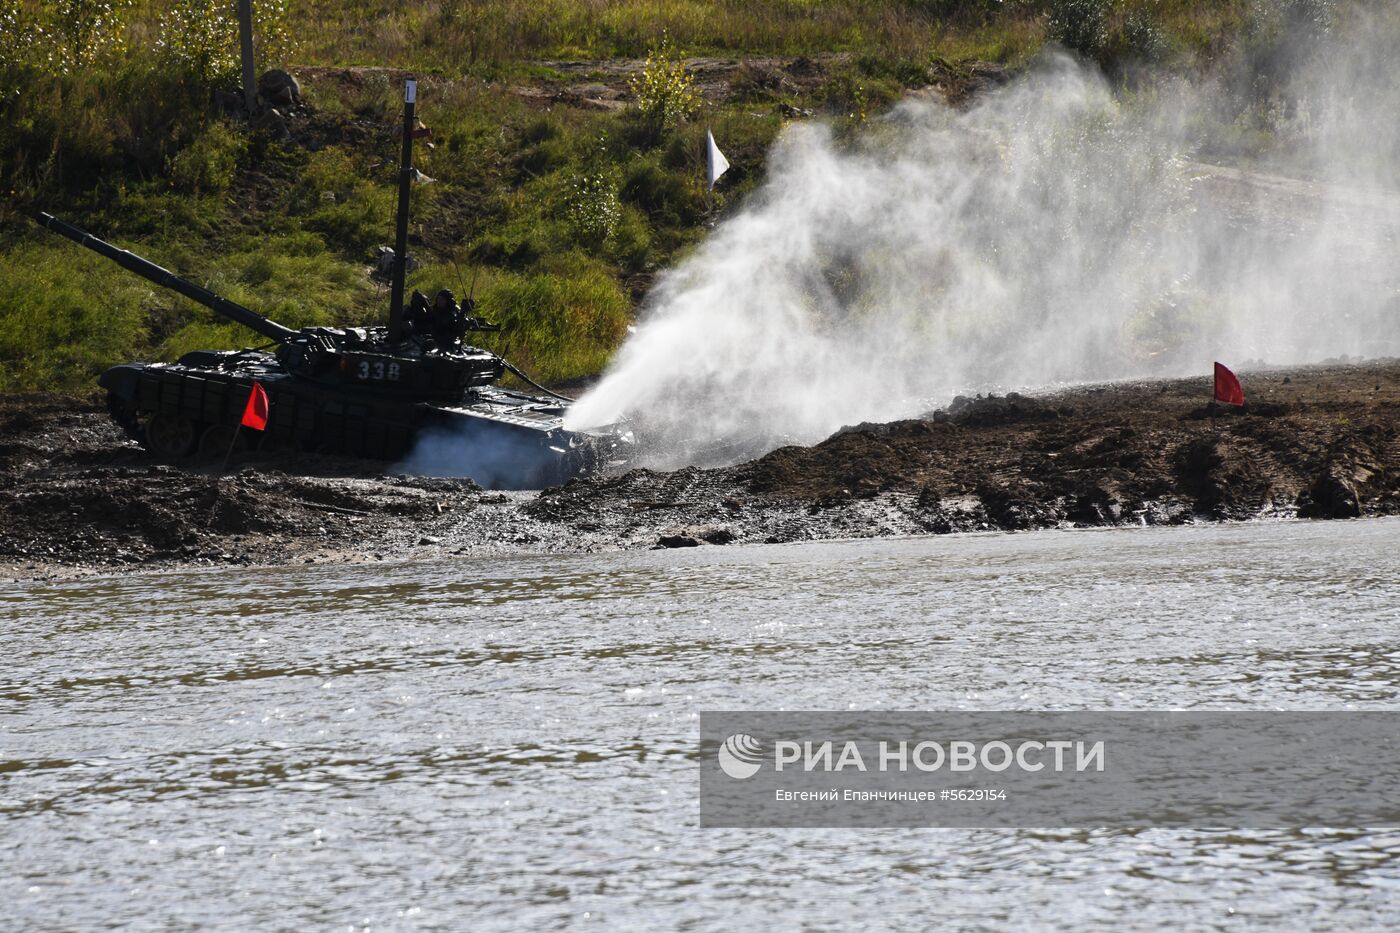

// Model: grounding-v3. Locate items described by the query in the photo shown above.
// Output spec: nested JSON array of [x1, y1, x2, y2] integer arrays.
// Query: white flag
[[706, 128, 730, 192]]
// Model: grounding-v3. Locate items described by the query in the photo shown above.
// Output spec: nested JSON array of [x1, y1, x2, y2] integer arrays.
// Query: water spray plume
[[568, 15, 1400, 468]]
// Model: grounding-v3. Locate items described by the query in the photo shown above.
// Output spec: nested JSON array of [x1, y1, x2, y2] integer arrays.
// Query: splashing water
[[567, 21, 1400, 467]]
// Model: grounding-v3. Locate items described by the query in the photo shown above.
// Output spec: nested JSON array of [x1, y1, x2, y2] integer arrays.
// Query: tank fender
[[97, 364, 143, 401]]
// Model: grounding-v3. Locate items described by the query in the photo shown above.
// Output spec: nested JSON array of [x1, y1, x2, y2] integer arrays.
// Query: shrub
[[520, 115, 561, 145], [565, 169, 621, 248], [1123, 10, 1168, 62], [0, 4, 37, 77], [471, 229, 545, 270], [516, 137, 571, 179], [1249, 0, 1335, 42], [822, 73, 872, 122], [47, 0, 133, 74], [305, 183, 396, 255], [1245, 0, 1336, 97], [0, 1, 132, 79], [855, 54, 929, 87], [608, 207, 652, 274], [156, 0, 298, 89], [0, 1, 133, 102], [478, 261, 630, 381], [302, 147, 360, 200], [621, 159, 696, 225], [905, 0, 1019, 17], [629, 35, 700, 134], [156, 0, 239, 87], [168, 120, 247, 194], [1046, 0, 1111, 58]]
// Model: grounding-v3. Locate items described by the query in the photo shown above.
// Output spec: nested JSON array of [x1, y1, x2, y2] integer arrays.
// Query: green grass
[[0, 241, 153, 392], [295, 0, 1043, 68], [0, 0, 1301, 393]]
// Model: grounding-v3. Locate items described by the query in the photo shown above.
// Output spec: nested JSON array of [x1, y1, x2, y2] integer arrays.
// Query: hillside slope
[[0, 0, 1303, 393]]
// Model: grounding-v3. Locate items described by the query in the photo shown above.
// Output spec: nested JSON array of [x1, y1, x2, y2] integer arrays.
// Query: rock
[[418, 535, 441, 545], [252, 107, 290, 140], [258, 69, 300, 108], [1067, 487, 1122, 525], [213, 88, 245, 116], [1299, 466, 1362, 519], [696, 526, 736, 545], [929, 392, 1063, 427], [655, 534, 702, 549], [371, 246, 418, 282], [976, 480, 1055, 531]]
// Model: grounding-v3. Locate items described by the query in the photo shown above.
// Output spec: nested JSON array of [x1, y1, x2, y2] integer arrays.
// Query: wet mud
[[4, 360, 1399, 580]]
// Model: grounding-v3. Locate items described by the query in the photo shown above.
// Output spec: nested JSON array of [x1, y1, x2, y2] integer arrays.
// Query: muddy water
[[4, 520, 1400, 929]]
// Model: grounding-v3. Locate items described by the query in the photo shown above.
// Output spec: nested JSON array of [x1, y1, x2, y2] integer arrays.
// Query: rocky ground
[[3, 360, 1398, 582]]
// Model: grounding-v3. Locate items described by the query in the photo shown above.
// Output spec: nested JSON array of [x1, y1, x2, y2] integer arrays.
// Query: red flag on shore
[[1213, 362, 1245, 407], [240, 382, 270, 431]]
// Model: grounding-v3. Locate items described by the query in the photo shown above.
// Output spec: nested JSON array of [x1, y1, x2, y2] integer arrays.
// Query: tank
[[31, 79, 630, 489]]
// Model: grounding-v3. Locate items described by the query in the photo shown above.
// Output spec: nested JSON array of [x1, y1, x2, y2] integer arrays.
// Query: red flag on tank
[[240, 381, 270, 431], [1213, 362, 1244, 407]]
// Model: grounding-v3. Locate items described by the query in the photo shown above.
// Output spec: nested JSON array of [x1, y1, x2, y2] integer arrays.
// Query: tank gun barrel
[[32, 211, 298, 344]]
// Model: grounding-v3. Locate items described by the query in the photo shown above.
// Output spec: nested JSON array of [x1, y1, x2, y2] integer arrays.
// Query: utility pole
[[388, 78, 417, 345], [237, 0, 257, 113]]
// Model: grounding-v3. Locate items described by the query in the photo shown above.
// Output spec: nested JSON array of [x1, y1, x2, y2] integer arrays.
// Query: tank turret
[[32, 211, 508, 402]]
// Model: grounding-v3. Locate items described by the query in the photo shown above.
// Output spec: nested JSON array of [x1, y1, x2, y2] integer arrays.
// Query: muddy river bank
[[3, 359, 1398, 580]]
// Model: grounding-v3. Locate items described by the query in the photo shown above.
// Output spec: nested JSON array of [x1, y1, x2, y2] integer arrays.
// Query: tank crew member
[[404, 289, 433, 340], [430, 289, 468, 346]]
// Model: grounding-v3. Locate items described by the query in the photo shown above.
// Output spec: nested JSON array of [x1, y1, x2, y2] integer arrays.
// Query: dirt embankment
[[3, 360, 1399, 580], [298, 54, 1008, 116]]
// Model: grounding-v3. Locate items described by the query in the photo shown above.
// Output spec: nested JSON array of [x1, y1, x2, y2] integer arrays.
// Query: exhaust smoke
[[395, 420, 562, 490], [567, 11, 1400, 467]]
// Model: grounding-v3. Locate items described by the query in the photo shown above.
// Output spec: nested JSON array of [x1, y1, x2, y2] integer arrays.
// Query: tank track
[[106, 390, 145, 446]]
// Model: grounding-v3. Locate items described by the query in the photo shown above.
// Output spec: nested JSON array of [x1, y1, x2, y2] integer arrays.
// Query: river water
[[4, 519, 1400, 930]]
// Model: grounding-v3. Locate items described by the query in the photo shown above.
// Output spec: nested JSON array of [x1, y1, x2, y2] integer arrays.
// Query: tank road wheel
[[144, 413, 198, 458], [198, 424, 247, 461]]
